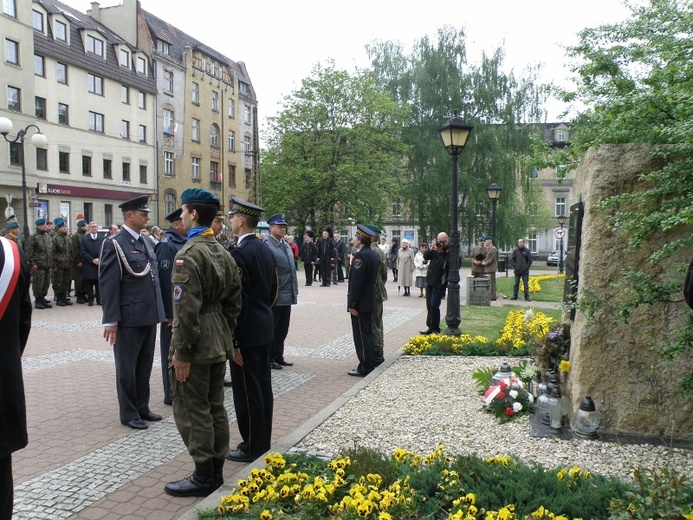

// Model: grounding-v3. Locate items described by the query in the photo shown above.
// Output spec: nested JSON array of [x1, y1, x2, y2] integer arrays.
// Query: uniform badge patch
[[175, 259, 184, 267], [161, 259, 170, 270], [354, 258, 363, 270], [173, 284, 185, 301]]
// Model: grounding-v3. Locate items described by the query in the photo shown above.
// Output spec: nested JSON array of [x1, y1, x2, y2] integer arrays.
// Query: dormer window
[[156, 40, 170, 55], [54, 20, 67, 42], [136, 55, 146, 74], [119, 48, 130, 68], [32, 10, 44, 32], [554, 126, 568, 142], [86, 34, 104, 57]]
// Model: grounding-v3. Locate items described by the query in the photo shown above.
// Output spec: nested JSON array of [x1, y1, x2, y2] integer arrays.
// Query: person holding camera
[[419, 232, 450, 335]]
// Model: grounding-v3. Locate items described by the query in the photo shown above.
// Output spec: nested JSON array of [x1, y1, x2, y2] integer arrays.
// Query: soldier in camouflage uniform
[[52, 218, 74, 306], [5, 221, 22, 248], [71, 219, 88, 303], [0, 214, 16, 237], [164, 189, 242, 498], [25, 218, 53, 309], [367, 226, 388, 366]]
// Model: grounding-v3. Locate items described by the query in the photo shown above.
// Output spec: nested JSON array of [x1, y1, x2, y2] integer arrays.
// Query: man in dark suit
[[316, 228, 336, 287], [333, 232, 346, 283], [155, 208, 187, 406], [226, 197, 277, 462], [80, 221, 105, 306], [300, 231, 316, 286], [0, 236, 32, 520], [347, 225, 379, 377], [99, 195, 166, 430]]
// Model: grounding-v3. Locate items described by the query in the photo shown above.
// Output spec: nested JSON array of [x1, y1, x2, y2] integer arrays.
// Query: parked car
[[546, 250, 567, 266]]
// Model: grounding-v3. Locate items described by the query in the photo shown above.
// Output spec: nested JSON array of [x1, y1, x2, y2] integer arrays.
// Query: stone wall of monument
[[567, 143, 693, 442]]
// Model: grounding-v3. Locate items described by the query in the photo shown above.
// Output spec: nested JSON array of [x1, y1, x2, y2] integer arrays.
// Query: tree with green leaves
[[554, 0, 693, 396], [367, 26, 548, 247], [260, 62, 409, 232]]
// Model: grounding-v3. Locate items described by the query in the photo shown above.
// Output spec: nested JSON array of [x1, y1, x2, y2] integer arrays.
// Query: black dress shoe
[[277, 359, 293, 366], [223, 379, 233, 387], [270, 361, 283, 370], [347, 369, 364, 377], [141, 412, 162, 421], [122, 419, 148, 430], [88, 299, 94, 306], [227, 449, 255, 462], [419, 329, 433, 335]]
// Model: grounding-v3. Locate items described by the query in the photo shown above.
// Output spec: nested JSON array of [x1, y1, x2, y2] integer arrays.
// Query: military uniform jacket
[[372, 245, 388, 302], [266, 235, 298, 307], [347, 246, 378, 313], [470, 244, 487, 275], [170, 234, 242, 364], [26, 230, 53, 269], [230, 234, 277, 348], [80, 233, 105, 280], [72, 230, 87, 266], [99, 229, 165, 327], [484, 246, 498, 273], [155, 229, 187, 320], [52, 231, 74, 269]]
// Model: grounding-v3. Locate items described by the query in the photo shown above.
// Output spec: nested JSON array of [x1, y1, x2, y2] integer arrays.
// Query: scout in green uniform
[[0, 214, 16, 237], [5, 221, 21, 248], [25, 218, 53, 309], [165, 188, 242, 498], [51, 218, 74, 306]]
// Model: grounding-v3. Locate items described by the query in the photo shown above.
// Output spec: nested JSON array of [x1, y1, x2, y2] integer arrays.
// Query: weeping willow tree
[[367, 26, 550, 246]]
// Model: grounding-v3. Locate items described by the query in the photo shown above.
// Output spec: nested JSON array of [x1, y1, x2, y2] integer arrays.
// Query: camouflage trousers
[[53, 268, 71, 294], [372, 298, 384, 365], [32, 268, 51, 299]]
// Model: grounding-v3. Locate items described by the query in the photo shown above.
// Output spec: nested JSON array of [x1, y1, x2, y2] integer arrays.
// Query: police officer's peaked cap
[[7, 221, 18, 229], [267, 213, 287, 226], [214, 210, 225, 220], [356, 224, 375, 239], [6, 214, 15, 221], [165, 208, 183, 223], [228, 197, 264, 218], [77, 219, 87, 227], [54, 217, 66, 228], [35, 218, 46, 226], [118, 195, 151, 213], [181, 188, 220, 206]]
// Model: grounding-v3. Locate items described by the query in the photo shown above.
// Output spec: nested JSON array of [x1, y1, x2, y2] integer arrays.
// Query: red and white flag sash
[[0, 237, 21, 320]]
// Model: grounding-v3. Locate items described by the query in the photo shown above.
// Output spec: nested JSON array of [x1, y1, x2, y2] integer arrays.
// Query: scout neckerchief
[[0, 236, 21, 320]]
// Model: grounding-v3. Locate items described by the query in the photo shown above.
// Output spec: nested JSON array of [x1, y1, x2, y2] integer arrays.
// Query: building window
[[191, 157, 200, 181], [88, 74, 103, 95], [5, 39, 19, 65], [555, 128, 567, 142], [83, 202, 92, 223], [86, 35, 104, 57], [58, 103, 69, 125], [119, 48, 129, 67], [156, 40, 170, 55], [136, 56, 146, 74], [228, 131, 235, 152], [35, 97, 46, 119], [212, 91, 219, 112], [54, 20, 67, 41], [34, 54, 45, 76], [528, 230, 537, 254], [36, 148, 47, 170], [88, 111, 104, 133], [163, 109, 174, 134], [121, 85, 129, 104], [164, 151, 174, 176], [210, 161, 220, 183], [391, 200, 402, 217], [59, 151, 69, 173], [82, 155, 92, 176], [555, 197, 566, 217], [104, 203, 113, 225], [103, 158, 112, 179], [228, 98, 235, 118], [7, 86, 20, 111], [121, 120, 130, 139], [138, 91, 145, 109], [191, 118, 200, 142], [210, 124, 219, 147], [243, 135, 252, 154], [244, 104, 251, 124], [57, 62, 67, 84], [138, 125, 146, 143], [32, 10, 44, 31], [240, 82, 250, 95], [244, 168, 252, 189], [163, 70, 173, 93], [9, 142, 21, 165], [191, 82, 199, 105], [3, 0, 16, 17], [122, 162, 130, 182], [228, 164, 236, 188], [139, 165, 147, 184], [165, 193, 176, 216]]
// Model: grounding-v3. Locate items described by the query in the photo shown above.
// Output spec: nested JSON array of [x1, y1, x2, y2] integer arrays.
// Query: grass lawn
[[456, 304, 563, 342], [496, 274, 566, 302]]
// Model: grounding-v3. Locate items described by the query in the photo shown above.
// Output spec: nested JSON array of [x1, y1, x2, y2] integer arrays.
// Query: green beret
[[366, 225, 381, 234], [181, 188, 220, 206], [77, 219, 87, 227], [7, 221, 19, 229], [35, 218, 46, 226], [54, 217, 66, 228]]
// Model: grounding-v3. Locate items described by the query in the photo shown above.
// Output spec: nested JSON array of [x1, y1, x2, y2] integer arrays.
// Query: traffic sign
[[554, 228, 565, 239]]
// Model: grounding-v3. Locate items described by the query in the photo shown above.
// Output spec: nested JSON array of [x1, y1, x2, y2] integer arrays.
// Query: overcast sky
[[65, 0, 634, 132]]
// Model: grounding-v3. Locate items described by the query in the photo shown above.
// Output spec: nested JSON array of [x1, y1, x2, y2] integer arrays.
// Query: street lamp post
[[486, 182, 502, 246], [438, 111, 473, 336], [0, 117, 48, 241], [557, 214, 567, 274]]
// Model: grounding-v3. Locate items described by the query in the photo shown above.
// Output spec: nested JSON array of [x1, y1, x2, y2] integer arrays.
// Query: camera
[[435, 240, 443, 248]]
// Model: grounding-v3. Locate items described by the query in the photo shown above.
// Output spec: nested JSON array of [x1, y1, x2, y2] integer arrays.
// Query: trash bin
[[497, 259, 506, 273], [466, 275, 491, 306]]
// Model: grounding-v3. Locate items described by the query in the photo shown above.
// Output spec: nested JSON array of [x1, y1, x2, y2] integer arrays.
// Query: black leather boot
[[41, 297, 53, 308], [212, 458, 224, 489], [35, 299, 46, 309], [164, 461, 215, 497], [61, 293, 73, 306], [56, 293, 66, 306]]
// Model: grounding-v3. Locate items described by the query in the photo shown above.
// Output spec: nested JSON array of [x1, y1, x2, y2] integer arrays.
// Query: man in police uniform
[[366, 225, 388, 367], [347, 225, 379, 377], [155, 208, 187, 405], [25, 218, 53, 310], [226, 197, 277, 462], [99, 195, 165, 430], [164, 189, 241, 497]]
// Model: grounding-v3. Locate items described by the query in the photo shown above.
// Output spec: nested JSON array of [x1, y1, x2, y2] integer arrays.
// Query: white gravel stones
[[297, 356, 693, 482]]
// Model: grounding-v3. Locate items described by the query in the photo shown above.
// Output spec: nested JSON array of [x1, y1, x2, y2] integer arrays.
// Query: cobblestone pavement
[[14, 267, 550, 519]]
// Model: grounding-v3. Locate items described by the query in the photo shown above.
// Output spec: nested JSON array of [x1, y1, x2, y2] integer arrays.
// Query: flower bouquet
[[482, 376, 535, 424]]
